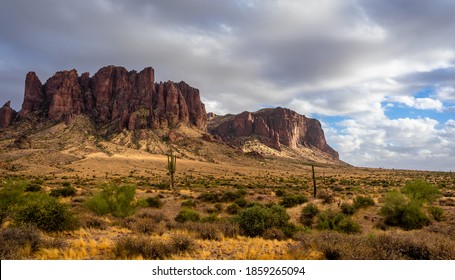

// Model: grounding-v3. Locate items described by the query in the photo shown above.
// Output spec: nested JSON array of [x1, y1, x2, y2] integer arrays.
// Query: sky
[[1, 0, 454, 171]]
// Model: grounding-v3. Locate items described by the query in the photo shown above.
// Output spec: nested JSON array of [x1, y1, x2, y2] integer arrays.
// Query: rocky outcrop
[[19, 72, 44, 118], [209, 107, 339, 159], [15, 66, 207, 131], [0, 101, 16, 128]]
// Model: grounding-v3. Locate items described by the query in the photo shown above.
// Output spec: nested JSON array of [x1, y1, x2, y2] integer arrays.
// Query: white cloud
[[386, 96, 444, 112]]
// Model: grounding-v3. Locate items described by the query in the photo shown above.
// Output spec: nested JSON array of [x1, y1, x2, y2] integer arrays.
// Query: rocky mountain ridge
[[0, 65, 339, 160]]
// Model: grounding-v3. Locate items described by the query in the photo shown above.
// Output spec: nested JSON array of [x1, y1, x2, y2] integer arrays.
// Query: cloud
[[1, 0, 455, 170], [386, 96, 444, 111]]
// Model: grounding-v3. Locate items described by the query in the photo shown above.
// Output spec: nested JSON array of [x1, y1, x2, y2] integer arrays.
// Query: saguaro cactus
[[167, 149, 177, 189]]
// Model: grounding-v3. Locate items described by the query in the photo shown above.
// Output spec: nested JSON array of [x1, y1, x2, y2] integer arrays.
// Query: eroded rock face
[[16, 66, 207, 131], [209, 107, 339, 159], [0, 101, 16, 128], [19, 72, 44, 118]]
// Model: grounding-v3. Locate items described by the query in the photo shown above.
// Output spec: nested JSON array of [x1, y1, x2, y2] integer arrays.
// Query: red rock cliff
[[209, 107, 339, 159], [16, 66, 207, 131]]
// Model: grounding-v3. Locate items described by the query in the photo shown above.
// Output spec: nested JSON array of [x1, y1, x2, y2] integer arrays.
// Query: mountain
[[0, 65, 340, 163], [208, 108, 339, 159], [14, 65, 207, 131]]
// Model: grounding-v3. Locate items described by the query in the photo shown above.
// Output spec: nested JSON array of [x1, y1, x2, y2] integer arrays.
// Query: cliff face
[[209, 107, 339, 159], [17, 65, 207, 131], [0, 101, 16, 128]]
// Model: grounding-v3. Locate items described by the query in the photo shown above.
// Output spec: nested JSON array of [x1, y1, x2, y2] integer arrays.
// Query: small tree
[[167, 148, 177, 189]]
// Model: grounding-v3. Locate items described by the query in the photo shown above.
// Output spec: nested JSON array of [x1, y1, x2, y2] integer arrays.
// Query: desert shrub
[[428, 206, 444, 222], [175, 208, 200, 223], [14, 195, 78, 232], [290, 231, 455, 260], [340, 203, 357, 215], [280, 194, 308, 208], [25, 183, 42, 192], [199, 192, 220, 203], [85, 185, 136, 217], [50, 186, 77, 197], [181, 199, 197, 208], [0, 225, 42, 259], [226, 203, 240, 214], [236, 204, 292, 237], [353, 195, 375, 209], [0, 186, 23, 223], [317, 210, 361, 234], [217, 220, 241, 238], [317, 191, 334, 204], [113, 234, 194, 259], [403, 180, 440, 203], [79, 215, 108, 230], [380, 191, 430, 230], [146, 196, 163, 208], [300, 203, 319, 226], [190, 222, 223, 241], [234, 197, 248, 207], [153, 183, 168, 190], [263, 228, 286, 240], [275, 189, 286, 197], [220, 190, 244, 202]]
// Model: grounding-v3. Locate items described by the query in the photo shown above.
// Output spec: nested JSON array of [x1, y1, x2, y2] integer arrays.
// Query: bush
[[379, 191, 430, 230], [50, 186, 77, 197], [280, 194, 308, 208], [0, 185, 24, 223], [226, 203, 240, 214], [14, 195, 78, 232], [198, 192, 220, 203], [353, 195, 375, 209], [0, 226, 42, 259], [340, 203, 357, 215], [175, 208, 200, 223], [236, 204, 292, 237], [403, 180, 440, 203], [85, 185, 136, 217], [318, 191, 334, 204], [234, 197, 248, 207], [275, 189, 286, 197], [25, 184, 42, 192], [113, 234, 194, 259], [300, 203, 319, 226], [181, 199, 196, 208], [429, 206, 444, 222], [146, 196, 163, 208], [317, 210, 361, 234], [290, 231, 455, 260]]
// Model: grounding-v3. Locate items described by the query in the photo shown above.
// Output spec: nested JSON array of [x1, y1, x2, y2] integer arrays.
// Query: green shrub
[[234, 197, 248, 207], [14, 195, 78, 232], [353, 195, 375, 209], [50, 186, 77, 197], [199, 192, 220, 203], [403, 180, 440, 203], [280, 194, 308, 208], [85, 185, 136, 217], [0, 185, 24, 223], [181, 199, 197, 208], [340, 203, 357, 215], [25, 184, 42, 192], [226, 203, 240, 214], [146, 196, 163, 208], [236, 204, 292, 237], [428, 206, 444, 222], [379, 191, 430, 230], [317, 210, 361, 234], [220, 190, 244, 202], [300, 203, 319, 226], [275, 189, 286, 197], [175, 208, 200, 223]]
